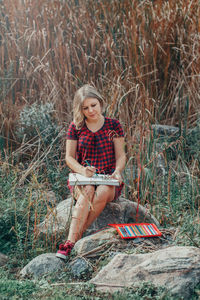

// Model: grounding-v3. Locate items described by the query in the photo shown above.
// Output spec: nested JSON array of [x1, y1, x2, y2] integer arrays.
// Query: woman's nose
[[88, 106, 93, 112]]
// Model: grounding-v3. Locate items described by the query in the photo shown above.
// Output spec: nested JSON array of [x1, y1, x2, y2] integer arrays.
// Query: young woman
[[56, 84, 126, 259]]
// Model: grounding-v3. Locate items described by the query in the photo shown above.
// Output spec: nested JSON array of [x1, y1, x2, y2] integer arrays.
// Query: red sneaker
[[56, 240, 75, 260]]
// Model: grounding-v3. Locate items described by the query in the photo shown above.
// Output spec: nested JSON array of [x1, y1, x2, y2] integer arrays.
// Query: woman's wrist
[[80, 166, 87, 176], [111, 169, 123, 183], [115, 167, 122, 175]]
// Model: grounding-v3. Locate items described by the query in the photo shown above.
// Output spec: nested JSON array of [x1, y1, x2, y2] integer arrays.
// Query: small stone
[[69, 257, 92, 278], [109, 251, 122, 258], [0, 253, 8, 267]]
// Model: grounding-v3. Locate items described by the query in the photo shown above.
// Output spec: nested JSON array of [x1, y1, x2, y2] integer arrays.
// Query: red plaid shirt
[[67, 117, 124, 175]]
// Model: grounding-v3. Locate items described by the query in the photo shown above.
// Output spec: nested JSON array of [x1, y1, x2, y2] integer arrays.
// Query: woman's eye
[[83, 103, 96, 110]]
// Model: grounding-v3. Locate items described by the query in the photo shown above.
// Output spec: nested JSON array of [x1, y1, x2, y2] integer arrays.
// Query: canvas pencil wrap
[[109, 223, 162, 239]]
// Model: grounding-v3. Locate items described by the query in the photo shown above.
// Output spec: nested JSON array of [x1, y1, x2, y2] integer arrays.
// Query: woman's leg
[[82, 185, 115, 232], [67, 185, 95, 243], [56, 185, 115, 259]]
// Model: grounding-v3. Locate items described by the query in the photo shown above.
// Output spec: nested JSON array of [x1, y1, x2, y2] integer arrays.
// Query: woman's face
[[82, 98, 102, 122]]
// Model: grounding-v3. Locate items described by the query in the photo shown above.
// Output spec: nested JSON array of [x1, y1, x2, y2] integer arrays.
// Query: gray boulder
[[37, 196, 159, 240], [20, 253, 65, 278], [74, 227, 117, 255], [36, 196, 74, 240], [151, 124, 179, 176], [90, 246, 200, 299], [69, 257, 92, 278], [86, 197, 159, 236], [151, 124, 179, 136], [0, 253, 8, 267]]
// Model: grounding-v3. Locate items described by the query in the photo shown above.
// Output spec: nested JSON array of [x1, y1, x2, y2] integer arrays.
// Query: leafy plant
[[113, 281, 176, 300], [16, 102, 61, 145]]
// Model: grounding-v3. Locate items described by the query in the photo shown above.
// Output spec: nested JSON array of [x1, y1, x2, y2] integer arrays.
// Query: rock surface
[[20, 253, 65, 278], [37, 196, 159, 239], [37, 196, 74, 240], [74, 227, 117, 255], [90, 246, 200, 299], [86, 197, 159, 236], [150, 124, 179, 176], [151, 124, 179, 136], [0, 253, 8, 267], [69, 257, 92, 278], [19, 226, 167, 280]]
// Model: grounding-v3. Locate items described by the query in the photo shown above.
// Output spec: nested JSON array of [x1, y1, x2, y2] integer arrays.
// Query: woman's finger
[[85, 166, 96, 177]]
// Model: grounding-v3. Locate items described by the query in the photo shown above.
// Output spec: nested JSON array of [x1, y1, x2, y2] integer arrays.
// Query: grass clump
[[0, 268, 39, 300], [0, 163, 64, 255], [112, 282, 176, 300]]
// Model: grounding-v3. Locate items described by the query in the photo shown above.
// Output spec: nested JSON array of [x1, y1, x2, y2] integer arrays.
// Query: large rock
[[37, 196, 159, 240], [20, 253, 65, 278], [90, 246, 200, 299], [36, 196, 74, 241], [151, 124, 179, 176], [86, 197, 159, 235], [0, 253, 8, 266], [74, 227, 117, 255], [151, 124, 179, 136]]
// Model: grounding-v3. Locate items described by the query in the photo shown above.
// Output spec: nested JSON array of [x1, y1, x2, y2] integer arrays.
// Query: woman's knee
[[81, 185, 95, 198], [95, 185, 115, 203]]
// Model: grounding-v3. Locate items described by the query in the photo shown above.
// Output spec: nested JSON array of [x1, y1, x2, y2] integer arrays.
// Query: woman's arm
[[111, 137, 126, 183], [65, 140, 96, 177]]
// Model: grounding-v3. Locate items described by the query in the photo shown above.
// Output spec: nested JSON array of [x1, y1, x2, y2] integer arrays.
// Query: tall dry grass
[[0, 0, 199, 147]]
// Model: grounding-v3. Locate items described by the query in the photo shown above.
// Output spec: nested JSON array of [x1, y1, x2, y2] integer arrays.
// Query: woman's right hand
[[83, 166, 96, 177]]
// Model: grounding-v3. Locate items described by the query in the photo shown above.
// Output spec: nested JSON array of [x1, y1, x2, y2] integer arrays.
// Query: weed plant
[[0, 161, 69, 256], [16, 102, 61, 145]]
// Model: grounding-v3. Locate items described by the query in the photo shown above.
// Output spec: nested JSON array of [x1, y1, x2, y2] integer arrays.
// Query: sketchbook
[[69, 173, 120, 186]]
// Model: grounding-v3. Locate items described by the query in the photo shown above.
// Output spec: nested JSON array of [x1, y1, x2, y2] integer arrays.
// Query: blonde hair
[[73, 84, 105, 129]]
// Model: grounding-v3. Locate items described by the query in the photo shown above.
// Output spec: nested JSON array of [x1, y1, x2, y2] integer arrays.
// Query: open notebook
[[69, 173, 120, 186]]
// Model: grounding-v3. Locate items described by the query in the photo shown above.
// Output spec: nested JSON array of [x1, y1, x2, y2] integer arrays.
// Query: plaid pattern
[[67, 117, 124, 198], [67, 117, 124, 174]]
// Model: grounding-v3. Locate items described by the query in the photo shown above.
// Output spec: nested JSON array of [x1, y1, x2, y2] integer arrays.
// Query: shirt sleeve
[[66, 122, 78, 140], [112, 119, 124, 137]]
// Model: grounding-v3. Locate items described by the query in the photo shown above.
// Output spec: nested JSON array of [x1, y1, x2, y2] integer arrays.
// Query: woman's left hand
[[111, 170, 123, 184]]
